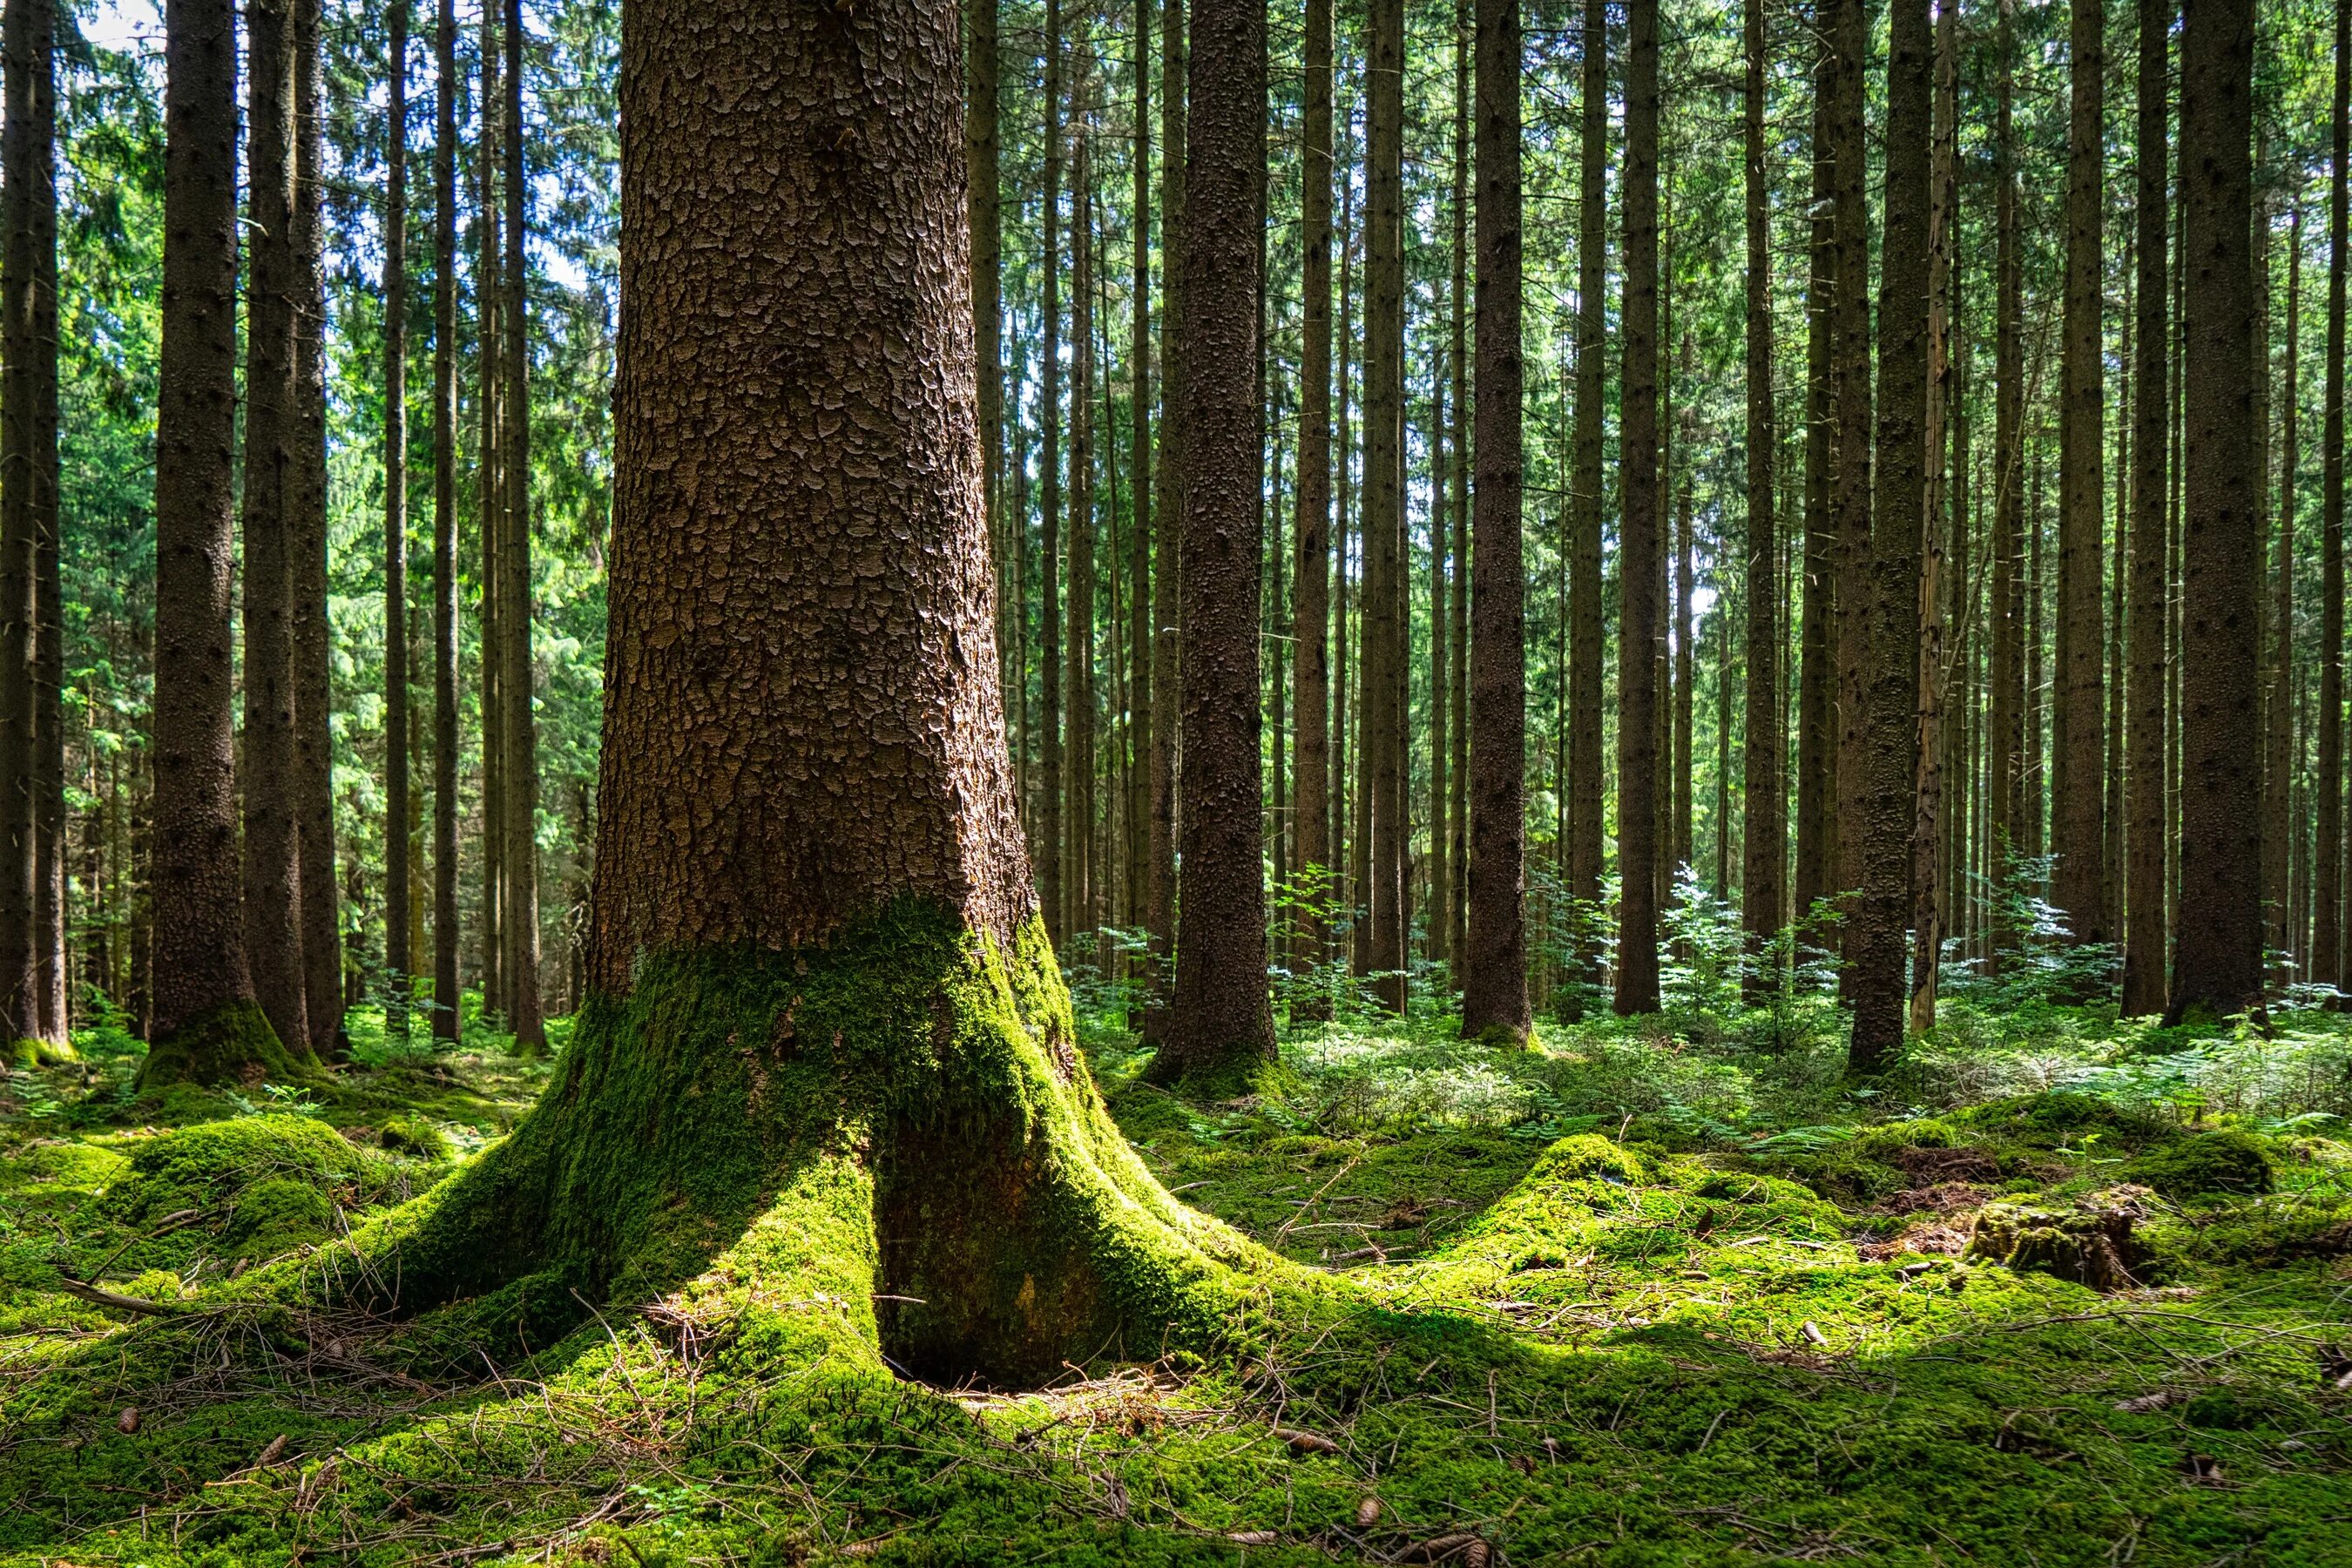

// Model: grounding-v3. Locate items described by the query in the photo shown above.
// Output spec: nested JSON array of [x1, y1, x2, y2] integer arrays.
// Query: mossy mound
[[374, 1115, 454, 1159], [1851, 1117, 1959, 1161], [2127, 1128, 2279, 1198], [131, 1000, 322, 1095], [1955, 1091, 2180, 1152]]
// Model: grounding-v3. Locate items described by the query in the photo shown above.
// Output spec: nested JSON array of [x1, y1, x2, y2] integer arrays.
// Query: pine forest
[[3, 0, 2352, 1559]]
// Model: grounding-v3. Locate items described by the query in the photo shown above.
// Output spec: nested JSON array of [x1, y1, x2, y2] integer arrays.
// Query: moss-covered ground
[[4, 977, 2351, 1565]]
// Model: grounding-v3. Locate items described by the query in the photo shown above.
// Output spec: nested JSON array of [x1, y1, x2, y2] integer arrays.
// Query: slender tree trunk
[[1429, 358, 1450, 971], [1450, 0, 1470, 972], [1796, 4, 1835, 925], [1673, 338, 1694, 884], [2319, 0, 2349, 989], [1144, 0, 1184, 1040], [1852, 0, 1930, 1070], [2028, 436, 2047, 862], [242, 0, 311, 1058], [1463, 0, 1529, 1041], [1740, 0, 1783, 994], [1161, 0, 1276, 1080], [1829, 0, 1872, 970], [1566, 0, 1606, 1005], [2053, 0, 2107, 944], [383, 0, 412, 1043], [1069, 123, 1097, 949], [1990, 0, 2024, 955], [431, 0, 461, 1042], [144, 0, 296, 1080], [1039, 0, 1064, 943], [1912, 0, 1957, 1034], [0, 0, 50, 1051], [2167, 0, 2260, 1022], [1616, 0, 1661, 1016], [476, 0, 504, 1020], [2270, 203, 2301, 984], [1294, 0, 1331, 957], [1362, 0, 1406, 1012], [501, 0, 541, 1046], [1128, 0, 1152, 965]]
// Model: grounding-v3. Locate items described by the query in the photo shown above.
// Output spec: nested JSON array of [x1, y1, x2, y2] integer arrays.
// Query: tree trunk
[[2319, 0, 2348, 989], [476, 0, 505, 1021], [1795, 6, 1835, 926], [1294, 0, 1331, 958], [1160, 0, 1277, 1081], [347, 0, 1253, 1389], [0, 0, 49, 1053], [2270, 202, 2301, 985], [1463, 0, 1529, 1043], [383, 0, 411, 1044], [431, 0, 462, 1042], [143, 0, 298, 1083], [1566, 0, 1605, 1007], [1144, 0, 1184, 1042], [1740, 0, 1783, 996], [290, 0, 341, 1055], [1616, 0, 1660, 1017], [1361, 0, 1406, 1012], [1128, 0, 1152, 970], [501, 0, 543, 1048], [1828, 0, 1871, 970], [1039, 0, 1064, 944], [241, 0, 312, 1060], [1912, 0, 1957, 1036], [970, 0, 1002, 720], [1673, 338, 1695, 884], [1851, 0, 1929, 1071], [1071, 125, 1098, 951], [1989, 0, 2024, 957], [2054, 0, 2106, 946], [1429, 356, 1450, 972], [1450, 0, 1470, 973], [2167, 0, 2261, 1023]]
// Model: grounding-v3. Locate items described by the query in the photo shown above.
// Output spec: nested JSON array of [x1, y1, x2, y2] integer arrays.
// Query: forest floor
[[3, 968, 2352, 1565]]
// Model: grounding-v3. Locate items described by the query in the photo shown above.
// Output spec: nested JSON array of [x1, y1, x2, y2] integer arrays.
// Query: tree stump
[[1965, 1186, 2152, 1292]]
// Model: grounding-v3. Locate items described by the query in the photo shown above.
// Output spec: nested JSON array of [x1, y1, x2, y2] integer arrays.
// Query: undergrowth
[[2, 963, 2349, 1565]]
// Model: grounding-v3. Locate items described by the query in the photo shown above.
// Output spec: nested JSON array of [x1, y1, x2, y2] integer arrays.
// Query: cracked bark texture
[[148, 0, 253, 1043], [590, 0, 1031, 988]]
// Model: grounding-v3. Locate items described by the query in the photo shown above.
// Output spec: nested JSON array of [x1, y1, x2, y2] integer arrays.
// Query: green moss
[[2129, 1128, 2279, 1197], [5, 1035, 77, 1069], [1957, 1091, 2180, 1152], [376, 1114, 454, 1159], [132, 1000, 320, 1094], [1852, 1117, 1958, 1161]]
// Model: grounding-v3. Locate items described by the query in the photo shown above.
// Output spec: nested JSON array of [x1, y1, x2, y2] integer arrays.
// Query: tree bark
[[476, 0, 504, 1020], [1616, 0, 1660, 1016], [1990, 0, 2024, 957], [431, 0, 462, 1042], [1912, 0, 1957, 1035], [2166, 0, 2261, 1023], [1361, 0, 1406, 1013], [1144, 0, 1184, 1041], [1740, 0, 1784, 995], [242, 0, 311, 1060], [0, 0, 52, 1052], [499, 0, 542, 1048], [383, 0, 412, 1043], [1161, 0, 1277, 1080], [2055, 0, 2106, 945], [1294, 0, 1331, 958], [1127, 0, 1152, 963], [1566, 0, 1605, 1005], [1795, 3, 1835, 926], [2270, 201, 2301, 984], [291, 0, 341, 1054], [1828, 0, 1872, 968], [1068, 119, 1097, 948], [1463, 0, 1529, 1042], [1039, 0, 1064, 943], [2319, 0, 2349, 989], [970, 0, 1003, 727], [1449, 43, 1470, 975]]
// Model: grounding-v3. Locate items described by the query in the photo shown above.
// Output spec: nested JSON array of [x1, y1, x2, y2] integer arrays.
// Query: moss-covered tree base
[[132, 1000, 321, 1094], [5, 1034, 77, 1069], [303, 902, 1277, 1387]]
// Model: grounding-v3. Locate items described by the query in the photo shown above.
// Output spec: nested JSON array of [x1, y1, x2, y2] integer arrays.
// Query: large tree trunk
[[241, 0, 312, 1061], [1911, 0, 1957, 1035], [292, 0, 341, 1054], [1144, 0, 1184, 1044], [1463, 0, 1529, 1043], [1159, 0, 1277, 1081], [1852, 0, 1930, 1071], [1740, 0, 1784, 996], [349, 0, 1252, 1389], [141, 0, 301, 1084], [2167, 0, 2261, 1022], [501, 0, 543, 1049], [1795, 4, 1835, 927], [1828, 0, 1871, 981], [431, 0, 462, 1042], [383, 0, 412, 1044], [1357, 0, 1405, 1013], [2318, 0, 2349, 989], [1565, 0, 1605, 1007], [970, 0, 1002, 728], [1449, 43, 1470, 975], [2055, 0, 2106, 946], [1615, 0, 1660, 1016], [1294, 0, 1331, 963]]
